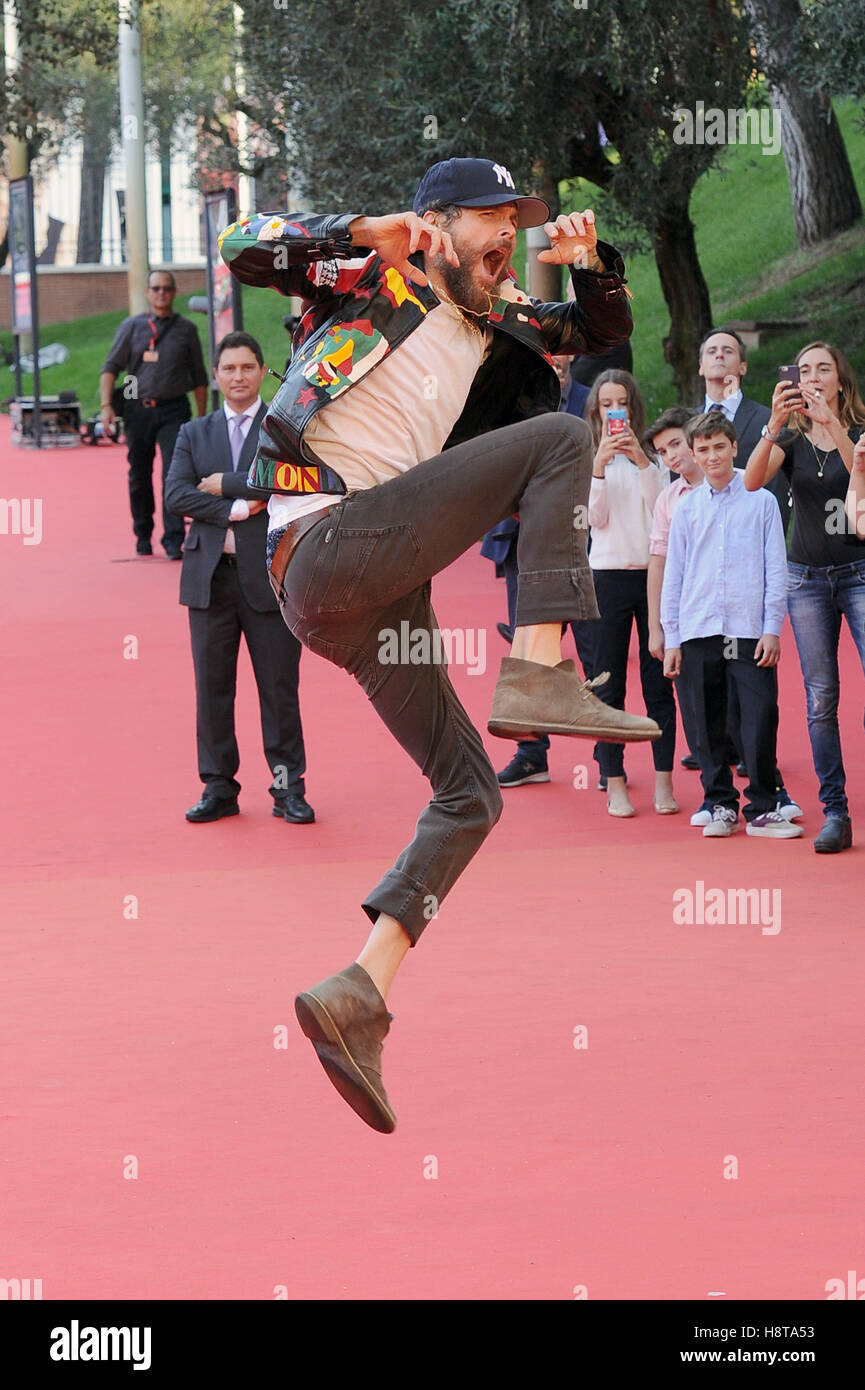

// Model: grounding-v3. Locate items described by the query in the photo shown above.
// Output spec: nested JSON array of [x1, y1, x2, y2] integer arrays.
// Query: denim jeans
[[271, 412, 599, 943], [786, 556, 865, 817]]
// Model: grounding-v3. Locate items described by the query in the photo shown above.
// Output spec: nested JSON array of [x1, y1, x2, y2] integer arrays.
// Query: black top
[[101, 312, 208, 400], [780, 427, 864, 566]]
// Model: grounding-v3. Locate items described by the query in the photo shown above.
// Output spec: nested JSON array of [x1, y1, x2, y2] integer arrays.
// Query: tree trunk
[[745, 0, 862, 247], [773, 82, 862, 246], [76, 140, 106, 263], [526, 171, 561, 302], [653, 204, 713, 404]]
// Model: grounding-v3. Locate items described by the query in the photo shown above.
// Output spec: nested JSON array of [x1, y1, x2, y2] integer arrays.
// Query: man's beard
[[430, 244, 510, 316]]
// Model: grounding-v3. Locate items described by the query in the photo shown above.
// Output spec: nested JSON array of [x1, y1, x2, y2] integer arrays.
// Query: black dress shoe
[[185, 792, 239, 823], [496, 621, 513, 644], [165, 547, 183, 560], [273, 793, 315, 824], [736, 761, 748, 778], [813, 815, 852, 854], [136, 539, 153, 556], [680, 754, 699, 770]]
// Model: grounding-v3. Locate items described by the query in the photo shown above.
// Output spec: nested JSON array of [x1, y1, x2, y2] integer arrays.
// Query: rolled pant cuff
[[362, 870, 438, 947], [514, 567, 600, 627]]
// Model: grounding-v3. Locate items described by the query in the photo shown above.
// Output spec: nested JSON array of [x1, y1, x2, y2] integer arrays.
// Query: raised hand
[[615, 424, 651, 469], [537, 210, 601, 269], [348, 212, 459, 287], [768, 380, 804, 433]]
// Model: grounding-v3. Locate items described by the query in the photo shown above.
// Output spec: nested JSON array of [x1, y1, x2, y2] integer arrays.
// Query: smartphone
[[606, 409, 628, 436], [778, 365, 800, 388]]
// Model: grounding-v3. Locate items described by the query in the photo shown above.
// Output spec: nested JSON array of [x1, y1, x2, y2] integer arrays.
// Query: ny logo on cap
[[492, 164, 515, 189]]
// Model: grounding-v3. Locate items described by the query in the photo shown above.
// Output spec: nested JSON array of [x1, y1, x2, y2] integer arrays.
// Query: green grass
[[5, 99, 864, 420]]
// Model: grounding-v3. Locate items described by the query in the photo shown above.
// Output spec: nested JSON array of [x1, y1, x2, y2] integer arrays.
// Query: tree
[[235, 0, 757, 401], [792, 0, 865, 110], [744, 0, 862, 247], [140, 0, 236, 253], [0, 0, 118, 264]]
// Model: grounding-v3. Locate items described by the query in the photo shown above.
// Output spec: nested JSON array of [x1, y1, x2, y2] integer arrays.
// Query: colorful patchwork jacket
[[218, 212, 633, 497]]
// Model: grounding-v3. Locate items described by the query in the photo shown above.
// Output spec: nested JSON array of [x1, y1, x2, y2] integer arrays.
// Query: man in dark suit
[[165, 331, 314, 825], [697, 326, 790, 519]]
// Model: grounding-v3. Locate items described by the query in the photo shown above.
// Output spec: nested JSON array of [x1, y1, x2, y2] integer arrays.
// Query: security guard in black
[[100, 270, 209, 557]]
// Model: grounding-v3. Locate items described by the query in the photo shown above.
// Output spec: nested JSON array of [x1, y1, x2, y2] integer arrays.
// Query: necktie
[[230, 413, 249, 469]]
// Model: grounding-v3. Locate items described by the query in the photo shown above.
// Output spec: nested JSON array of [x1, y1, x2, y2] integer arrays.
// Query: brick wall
[[0, 265, 207, 330]]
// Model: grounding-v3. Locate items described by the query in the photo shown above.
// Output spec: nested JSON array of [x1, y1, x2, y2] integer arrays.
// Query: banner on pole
[[9, 177, 36, 334]]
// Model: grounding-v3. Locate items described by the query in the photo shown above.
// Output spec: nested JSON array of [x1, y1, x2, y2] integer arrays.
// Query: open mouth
[[481, 247, 511, 285]]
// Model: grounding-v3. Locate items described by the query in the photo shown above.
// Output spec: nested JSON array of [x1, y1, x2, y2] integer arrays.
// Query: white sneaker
[[703, 805, 738, 837], [776, 799, 803, 822], [746, 811, 804, 839], [690, 808, 712, 827]]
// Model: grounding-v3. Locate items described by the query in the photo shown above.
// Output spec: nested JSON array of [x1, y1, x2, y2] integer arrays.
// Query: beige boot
[[488, 658, 661, 742], [295, 963, 396, 1133]]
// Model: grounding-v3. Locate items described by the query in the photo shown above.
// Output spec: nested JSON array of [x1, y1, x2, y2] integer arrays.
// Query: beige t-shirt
[[268, 301, 488, 531]]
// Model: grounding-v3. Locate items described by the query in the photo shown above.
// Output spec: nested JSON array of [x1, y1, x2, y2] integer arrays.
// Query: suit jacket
[[165, 402, 277, 611], [731, 395, 771, 468]]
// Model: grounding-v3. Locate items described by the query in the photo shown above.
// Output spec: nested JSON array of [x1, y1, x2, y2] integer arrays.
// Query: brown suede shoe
[[488, 657, 661, 742], [295, 962, 396, 1133]]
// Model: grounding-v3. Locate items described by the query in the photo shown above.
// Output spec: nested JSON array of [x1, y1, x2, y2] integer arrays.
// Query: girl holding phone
[[587, 369, 678, 816], [745, 341, 865, 852]]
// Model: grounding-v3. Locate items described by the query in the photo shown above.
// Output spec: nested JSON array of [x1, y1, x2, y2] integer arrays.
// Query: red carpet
[[2, 424, 863, 1301]]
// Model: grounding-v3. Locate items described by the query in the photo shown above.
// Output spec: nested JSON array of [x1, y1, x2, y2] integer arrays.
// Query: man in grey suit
[[165, 331, 314, 824]]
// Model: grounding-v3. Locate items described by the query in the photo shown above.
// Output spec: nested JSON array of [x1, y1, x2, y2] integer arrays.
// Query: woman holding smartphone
[[587, 369, 677, 816], [745, 341, 865, 852]]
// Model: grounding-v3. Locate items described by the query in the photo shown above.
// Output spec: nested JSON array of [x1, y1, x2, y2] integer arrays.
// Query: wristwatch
[[761, 424, 781, 443]]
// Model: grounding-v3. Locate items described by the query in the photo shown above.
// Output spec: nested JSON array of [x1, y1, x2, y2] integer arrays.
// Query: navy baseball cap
[[413, 158, 550, 229]]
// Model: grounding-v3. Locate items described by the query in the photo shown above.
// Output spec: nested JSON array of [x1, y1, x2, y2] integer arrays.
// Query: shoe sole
[[488, 719, 660, 742], [702, 824, 738, 837], [498, 771, 551, 787], [746, 826, 804, 838], [295, 990, 396, 1134]]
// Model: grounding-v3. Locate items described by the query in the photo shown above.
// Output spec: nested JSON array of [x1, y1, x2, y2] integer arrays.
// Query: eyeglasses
[[149, 285, 175, 294]]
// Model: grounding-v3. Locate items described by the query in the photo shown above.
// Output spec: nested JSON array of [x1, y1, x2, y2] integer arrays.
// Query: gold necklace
[[432, 282, 493, 338], [807, 435, 832, 478]]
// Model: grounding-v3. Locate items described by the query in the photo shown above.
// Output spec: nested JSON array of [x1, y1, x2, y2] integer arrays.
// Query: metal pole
[[118, 0, 150, 314], [26, 178, 41, 448], [4, 0, 31, 377]]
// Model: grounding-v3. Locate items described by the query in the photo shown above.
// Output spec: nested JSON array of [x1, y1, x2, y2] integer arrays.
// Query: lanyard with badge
[[142, 315, 175, 363]]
